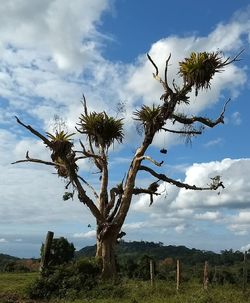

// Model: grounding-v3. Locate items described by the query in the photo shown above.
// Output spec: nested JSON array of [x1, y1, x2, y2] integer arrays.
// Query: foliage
[[1, 270, 250, 302], [46, 130, 75, 142], [0, 253, 20, 272], [40, 237, 75, 267], [4, 261, 31, 273], [27, 257, 101, 300], [134, 104, 162, 133], [179, 51, 227, 95], [78, 111, 124, 149]]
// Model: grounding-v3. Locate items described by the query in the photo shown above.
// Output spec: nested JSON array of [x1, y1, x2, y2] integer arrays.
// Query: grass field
[[0, 272, 250, 303]]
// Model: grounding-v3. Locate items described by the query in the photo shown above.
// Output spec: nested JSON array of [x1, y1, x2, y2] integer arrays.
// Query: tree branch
[[162, 127, 202, 135], [171, 99, 231, 127], [139, 165, 224, 191], [77, 175, 99, 199], [107, 195, 122, 222], [15, 116, 52, 147], [147, 53, 173, 100], [218, 49, 244, 68], [132, 187, 161, 196], [12, 151, 57, 167], [79, 140, 103, 172], [137, 155, 164, 167]]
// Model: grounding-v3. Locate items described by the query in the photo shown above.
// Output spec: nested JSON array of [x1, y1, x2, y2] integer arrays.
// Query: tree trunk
[[96, 238, 102, 258], [100, 236, 117, 279]]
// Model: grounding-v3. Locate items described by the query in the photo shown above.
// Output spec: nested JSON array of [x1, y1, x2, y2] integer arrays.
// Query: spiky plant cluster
[[46, 131, 75, 178], [134, 104, 162, 134], [78, 111, 124, 149], [179, 51, 225, 96]]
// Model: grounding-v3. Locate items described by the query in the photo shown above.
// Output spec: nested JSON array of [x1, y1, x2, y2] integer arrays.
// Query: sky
[[0, 0, 250, 258]]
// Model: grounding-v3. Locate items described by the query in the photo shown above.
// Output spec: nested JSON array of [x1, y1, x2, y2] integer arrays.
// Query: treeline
[[1, 240, 249, 285], [77, 240, 248, 266], [77, 240, 250, 285]]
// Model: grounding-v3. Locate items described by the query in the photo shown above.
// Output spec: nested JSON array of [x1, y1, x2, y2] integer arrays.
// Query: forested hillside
[[77, 240, 246, 266], [0, 253, 19, 271]]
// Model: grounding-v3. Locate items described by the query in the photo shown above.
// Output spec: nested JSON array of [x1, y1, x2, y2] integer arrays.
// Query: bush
[[27, 257, 101, 300], [41, 236, 75, 266]]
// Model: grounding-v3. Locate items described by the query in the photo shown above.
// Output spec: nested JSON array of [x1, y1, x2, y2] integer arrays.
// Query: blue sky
[[0, 0, 250, 258]]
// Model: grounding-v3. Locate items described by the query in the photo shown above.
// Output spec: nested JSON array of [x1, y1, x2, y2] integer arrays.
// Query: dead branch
[[133, 187, 160, 206], [137, 155, 163, 167], [77, 175, 99, 199], [162, 127, 202, 135], [171, 99, 231, 127], [79, 140, 103, 172], [164, 54, 173, 93], [147, 53, 159, 76], [107, 195, 122, 222], [15, 116, 52, 147], [133, 187, 161, 196], [12, 151, 57, 167], [139, 165, 224, 191], [63, 160, 104, 223], [147, 53, 173, 99], [81, 94, 88, 116], [218, 49, 244, 68]]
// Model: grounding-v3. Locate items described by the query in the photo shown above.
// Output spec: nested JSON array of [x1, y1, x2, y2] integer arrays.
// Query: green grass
[[0, 272, 38, 293], [0, 272, 38, 302], [0, 273, 249, 303]]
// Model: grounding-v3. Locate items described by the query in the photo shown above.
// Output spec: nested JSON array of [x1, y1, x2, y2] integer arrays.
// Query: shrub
[[40, 236, 75, 266], [27, 257, 101, 300]]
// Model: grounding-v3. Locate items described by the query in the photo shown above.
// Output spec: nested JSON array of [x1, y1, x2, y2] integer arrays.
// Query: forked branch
[[137, 155, 164, 167]]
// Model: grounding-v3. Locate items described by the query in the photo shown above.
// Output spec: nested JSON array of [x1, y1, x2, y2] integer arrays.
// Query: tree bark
[[100, 236, 117, 279]]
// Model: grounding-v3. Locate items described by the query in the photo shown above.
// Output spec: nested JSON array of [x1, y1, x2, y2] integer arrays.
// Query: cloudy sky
[[1, 0, 250, 258]]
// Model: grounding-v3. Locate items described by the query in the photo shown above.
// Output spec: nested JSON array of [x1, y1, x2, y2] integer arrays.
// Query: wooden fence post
[[203, 261, 208, 290], [150, 259, 155, 286], [40, 231, 54, 272], [243, 251, 247, 292], [176, 259, 180, 291]]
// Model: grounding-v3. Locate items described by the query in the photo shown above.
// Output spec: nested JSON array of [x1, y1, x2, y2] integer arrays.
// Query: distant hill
[[0, 253, 20, 271], [76, 241, 223, 265]]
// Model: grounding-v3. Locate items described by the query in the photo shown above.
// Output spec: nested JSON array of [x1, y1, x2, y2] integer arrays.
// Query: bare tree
[[13, 50, 242, 279]]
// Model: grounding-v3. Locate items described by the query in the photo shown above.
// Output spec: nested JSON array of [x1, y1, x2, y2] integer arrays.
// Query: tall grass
[[0, 273, 250, 303]]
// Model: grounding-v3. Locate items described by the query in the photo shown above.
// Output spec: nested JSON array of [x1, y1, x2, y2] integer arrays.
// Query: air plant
[[179, 51, 231, 96]]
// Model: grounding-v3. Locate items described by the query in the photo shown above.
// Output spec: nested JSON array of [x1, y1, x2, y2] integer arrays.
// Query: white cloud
[[0, 238, 7, 243], [204, 138, 223, 148], [175, 224, 186, 234], [227, 211, 250, 236], [172, 158, 250, 209], [231, 111, 242, 125], [123, 222, 146, 231], [0, 2, 248, 151], [240, 244, 250, 252], [195, 211, 221, 221], [132, 158, 250, 239], [73, 230, 96, 239], [134, 158, 250, 213], [0, 0, 110, 71]]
